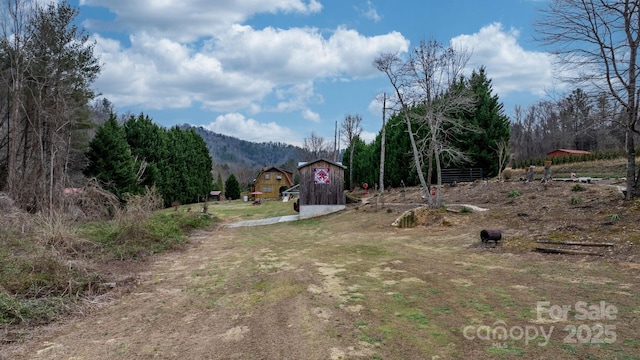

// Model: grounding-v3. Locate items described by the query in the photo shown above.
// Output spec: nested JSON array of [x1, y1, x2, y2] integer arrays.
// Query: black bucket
[[480, 229, 502, 244]]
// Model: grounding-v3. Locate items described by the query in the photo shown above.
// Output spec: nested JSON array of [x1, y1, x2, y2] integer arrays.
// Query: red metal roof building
[[546, 149, 591, 158]]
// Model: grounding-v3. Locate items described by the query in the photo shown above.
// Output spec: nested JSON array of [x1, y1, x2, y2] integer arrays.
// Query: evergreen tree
[[123, 113, 168, 191], [224, 174, 241, 200], [380, 112, 420, 187], [185, 128, 214, 201], [456, 67, 510, 177], [164, 126, 213, 205], [84, 115, 139, 200], [215, 173, 224, 192]]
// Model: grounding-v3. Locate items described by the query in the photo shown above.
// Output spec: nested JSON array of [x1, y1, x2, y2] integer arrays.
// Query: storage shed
[[546, 149, 591, 158], [297, 159, 346, 219]]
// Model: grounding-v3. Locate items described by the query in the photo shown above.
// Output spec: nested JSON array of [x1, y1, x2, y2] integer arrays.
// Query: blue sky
[[72, 0, 562, 146]]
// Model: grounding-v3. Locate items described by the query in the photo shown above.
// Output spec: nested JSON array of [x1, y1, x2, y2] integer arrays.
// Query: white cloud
[[301, 109, 321, 123], [356, 1, 382, 22], [80, 0, 323, 42], [92, 34, 274, 111], [451, 22, 562, 98], [368, 97, 383, 118], [215, 25, 408, 82], [90, 22, 409, 114], [204, 113, 300, 145], [360, 130, 377, 144], [81, 0, 410, 144]]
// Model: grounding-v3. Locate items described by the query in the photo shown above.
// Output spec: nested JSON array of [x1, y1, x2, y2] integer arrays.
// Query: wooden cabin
[[252, 166, 294, 199], [297, 159, 346, 219]]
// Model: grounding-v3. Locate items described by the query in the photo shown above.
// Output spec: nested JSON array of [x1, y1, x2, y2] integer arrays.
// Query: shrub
[[84, 210, 213, 260], [502, 169, 512, 181], [572, 184, 586, 192], [508, 189, 522, 198], [569, 197, 583, 205], [607, 214, 621, 221]]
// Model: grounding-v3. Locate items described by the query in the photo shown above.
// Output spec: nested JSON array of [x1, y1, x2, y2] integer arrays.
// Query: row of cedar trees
[[85, 114, 214, 207], [0, 1, 213, 213], [342, 67, 510, 191]]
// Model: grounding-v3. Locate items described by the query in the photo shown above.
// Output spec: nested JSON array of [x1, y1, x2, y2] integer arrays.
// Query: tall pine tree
[[456, 67, 510, 177]]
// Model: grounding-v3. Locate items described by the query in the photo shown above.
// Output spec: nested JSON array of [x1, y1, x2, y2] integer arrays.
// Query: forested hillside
[[185, 126, 305, 185]]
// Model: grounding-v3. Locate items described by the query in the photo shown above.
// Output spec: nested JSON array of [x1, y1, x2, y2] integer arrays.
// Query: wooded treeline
[[510, 89, 625, 166], [343, 65, 510, 192], [0, 1, 214, 214], [188, 126, 304, 188], [0, 1, 99, 214], [343, 84, 629, 190]]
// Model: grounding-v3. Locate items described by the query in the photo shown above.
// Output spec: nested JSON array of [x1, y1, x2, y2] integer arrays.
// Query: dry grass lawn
[[2, 177, 640, 359]]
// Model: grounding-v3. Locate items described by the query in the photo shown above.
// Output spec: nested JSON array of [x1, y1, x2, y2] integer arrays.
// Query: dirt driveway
[[3, 180, 640, 359]]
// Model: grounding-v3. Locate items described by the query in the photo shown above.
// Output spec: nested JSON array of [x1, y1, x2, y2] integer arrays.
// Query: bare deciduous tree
[[0, 1, 99, 213], [0, 0, 32, 204], [535, 0, 640, 199], [494, 139, 510, 182], [375, 39, 476, 207], [379, 93, 387, 193], [302, 130, 331, 161], [340, 113, 362, 191]]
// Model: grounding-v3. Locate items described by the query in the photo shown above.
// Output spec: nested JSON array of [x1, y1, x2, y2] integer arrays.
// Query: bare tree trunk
[[435, 146, 443, 206], [403, 113, 431, 204], [333, 120, 338, 162], [3, 0, 29, 203], [379, 93, 386, 194], [626, 128, 636, 200], [349, 144, 355, 191]]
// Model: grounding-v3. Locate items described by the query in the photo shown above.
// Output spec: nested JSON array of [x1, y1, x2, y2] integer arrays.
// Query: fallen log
[[536, 240, 614, 247], [535, 247, 603, 256]]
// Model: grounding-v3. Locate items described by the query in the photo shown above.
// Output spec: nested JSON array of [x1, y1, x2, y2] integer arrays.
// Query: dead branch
[[534, 247, 603, 256], [536, 240, 614, 247]]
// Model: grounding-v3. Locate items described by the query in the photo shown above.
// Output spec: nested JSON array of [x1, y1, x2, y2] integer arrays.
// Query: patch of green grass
[[460, 206, 473, 213], [348, 244, 388, 257], [347, 294, 366, 302], [432, 305, 452, 315], [81, 212, 212, 260], [287, 218, 321, 227], [356, 320, 368, 327], [508, 189, 522, 198], [0, 292, 69, 326], [0, 292, 30, 324], [392, 293, 407, 304], [572, 183, 586, 192], [359, 335, 382, 344], [403, 308, 429, 326], [607, 213, 621, 221], [196, 199, 297, 221], [485, 344, 525, 356], [624, 338, 640, 347], [560, 343, 577, 354], [467, 300, 493, 314], [570, 196, 584, 205], [516, 307, 534, 320]]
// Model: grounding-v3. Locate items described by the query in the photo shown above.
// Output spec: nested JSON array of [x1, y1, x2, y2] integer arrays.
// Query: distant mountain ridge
[[186, 125, 304, 171]]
